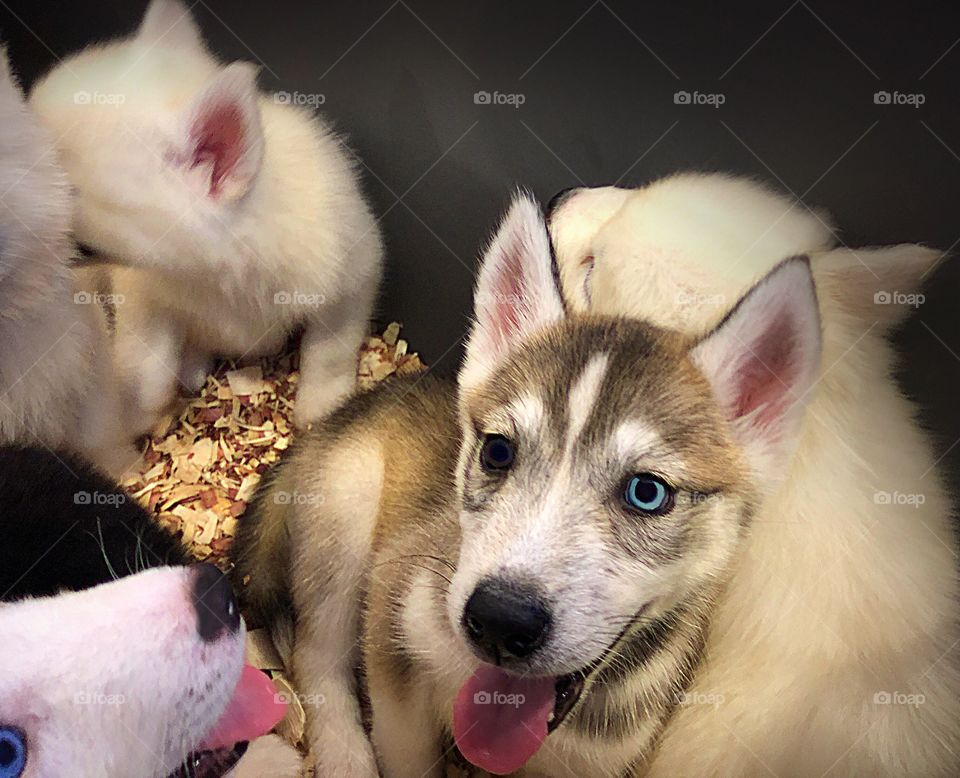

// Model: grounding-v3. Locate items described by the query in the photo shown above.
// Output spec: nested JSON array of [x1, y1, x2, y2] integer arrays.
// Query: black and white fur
[[0, 447, 300, 777]]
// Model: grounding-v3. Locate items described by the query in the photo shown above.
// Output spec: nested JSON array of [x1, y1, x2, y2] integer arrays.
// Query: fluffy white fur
[[0, 567, 245, 777], [28, 0, 383, 430], [0, 52, 136, 476], [551, 173, 960, 775]]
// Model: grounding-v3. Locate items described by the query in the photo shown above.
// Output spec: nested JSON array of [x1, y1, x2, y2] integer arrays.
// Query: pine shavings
[[121, 325, 424, 568]]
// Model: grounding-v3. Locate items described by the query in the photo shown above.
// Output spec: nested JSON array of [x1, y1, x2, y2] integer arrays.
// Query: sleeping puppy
[[29, 0, 384, 432], [0, 447, 300, 777], [0, 52, 136, 477]]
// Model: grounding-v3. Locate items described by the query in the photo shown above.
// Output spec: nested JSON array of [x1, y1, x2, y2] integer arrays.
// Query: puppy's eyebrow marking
[[612, 419, 667, 461], [506, 393, 545, 437], [567, 351, 610, 449]]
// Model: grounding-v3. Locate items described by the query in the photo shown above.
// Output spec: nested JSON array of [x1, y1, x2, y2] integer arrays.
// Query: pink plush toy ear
[[183, 63, 264, 201]]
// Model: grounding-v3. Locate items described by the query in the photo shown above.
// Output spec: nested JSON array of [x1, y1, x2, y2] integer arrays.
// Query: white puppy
[[29, 0, 384, 430], [0, 51, 135, 476], [550, 173, 960, 776]]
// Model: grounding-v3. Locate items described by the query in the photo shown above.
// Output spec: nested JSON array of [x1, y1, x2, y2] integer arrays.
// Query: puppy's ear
[[461, 192, 565, 393], [691, 256, 821, 481], [138, 0, 205, 51], [179, 63, 264, 201], [816, 245, 945, 328]]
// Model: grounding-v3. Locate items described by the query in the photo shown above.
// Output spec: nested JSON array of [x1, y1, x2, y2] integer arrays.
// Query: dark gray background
[[2, 0, 959, 490]]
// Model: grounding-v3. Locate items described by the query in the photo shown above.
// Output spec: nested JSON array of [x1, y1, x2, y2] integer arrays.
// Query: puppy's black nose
[[191, 563, 240, 642], [463, 579, 551, 661]]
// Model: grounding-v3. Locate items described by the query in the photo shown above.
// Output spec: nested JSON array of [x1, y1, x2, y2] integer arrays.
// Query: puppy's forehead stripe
[[566, 351, 610, 450]]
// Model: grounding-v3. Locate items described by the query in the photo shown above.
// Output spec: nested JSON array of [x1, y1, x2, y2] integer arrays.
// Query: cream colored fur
[[28, 0, 383, 431], [551, 173, 960, 775], [0, 53, 137, 477]]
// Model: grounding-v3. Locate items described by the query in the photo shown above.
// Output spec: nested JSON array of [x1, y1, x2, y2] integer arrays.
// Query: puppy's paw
[[309, 728, 380, 776]]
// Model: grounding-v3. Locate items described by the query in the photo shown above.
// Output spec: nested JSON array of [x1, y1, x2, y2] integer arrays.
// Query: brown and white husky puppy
[[231, 191, 860, 776]]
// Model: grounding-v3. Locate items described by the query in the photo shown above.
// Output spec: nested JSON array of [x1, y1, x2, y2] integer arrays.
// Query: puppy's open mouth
[[548, 672, 587, 732], [453, 611, 645, 775], [169, 665, 287, 778], [169, 745, 247, 778]]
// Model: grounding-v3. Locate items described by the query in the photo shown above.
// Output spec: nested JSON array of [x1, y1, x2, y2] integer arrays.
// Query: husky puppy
[[0, 52, 135, 477], [232, 191, 852, 776], [549, 173, 960, 775], [0, 446, 301, 778], [29, 0, 384, 430]]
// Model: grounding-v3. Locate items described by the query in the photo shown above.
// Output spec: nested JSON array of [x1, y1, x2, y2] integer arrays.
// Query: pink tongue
[[200, 664, 287, 750], [453, 664, 556, 775]]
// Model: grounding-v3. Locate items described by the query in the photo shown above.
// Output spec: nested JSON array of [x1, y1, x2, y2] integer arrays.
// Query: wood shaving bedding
[[121, 324, 424, 567]]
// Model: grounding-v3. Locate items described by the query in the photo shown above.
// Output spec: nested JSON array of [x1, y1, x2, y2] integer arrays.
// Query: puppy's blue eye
[[0, 727, 27, 778], [623, 474, 673, 515], [480, 435, 515, 471]]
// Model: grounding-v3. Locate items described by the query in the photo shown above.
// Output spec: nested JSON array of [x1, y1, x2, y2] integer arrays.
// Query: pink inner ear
[[732, 312, 801, 427], [190, 100, 247, 197], [488, 245, 530, 351]]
